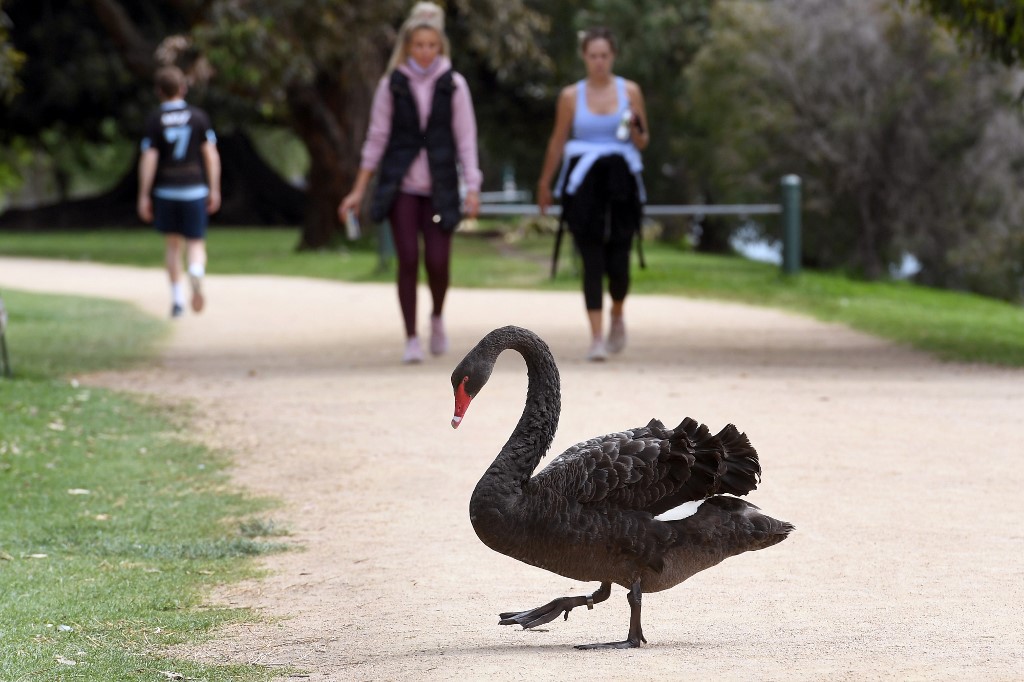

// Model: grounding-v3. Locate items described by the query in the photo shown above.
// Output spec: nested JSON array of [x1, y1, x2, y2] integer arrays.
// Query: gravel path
[[2, 256, 1022, 681]]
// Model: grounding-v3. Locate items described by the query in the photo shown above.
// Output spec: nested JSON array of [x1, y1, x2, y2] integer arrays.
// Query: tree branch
[[86, 0, 155, 78]]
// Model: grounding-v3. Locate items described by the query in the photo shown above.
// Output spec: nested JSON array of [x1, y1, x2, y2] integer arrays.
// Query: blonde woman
[[339, 2, 482, 363]]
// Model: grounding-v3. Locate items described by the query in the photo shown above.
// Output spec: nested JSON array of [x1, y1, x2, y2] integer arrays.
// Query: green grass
[[0, 290, 287, 681], [2, 225, 1023, 366]]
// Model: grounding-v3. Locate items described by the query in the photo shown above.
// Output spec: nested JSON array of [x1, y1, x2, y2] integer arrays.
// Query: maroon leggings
[[389, 192, 453, 337]]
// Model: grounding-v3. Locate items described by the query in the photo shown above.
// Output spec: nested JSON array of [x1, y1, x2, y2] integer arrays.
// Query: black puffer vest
[[370, 69, 462, 231]]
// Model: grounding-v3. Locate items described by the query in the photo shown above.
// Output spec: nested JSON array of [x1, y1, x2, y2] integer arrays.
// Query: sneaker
[[171, 303, 184, 318], [430, 315, 448, 356], [607, 315, 627, 354], [402, 337, 424, 364], [189, 274, 205, 313], [586, 338, 608, 362]]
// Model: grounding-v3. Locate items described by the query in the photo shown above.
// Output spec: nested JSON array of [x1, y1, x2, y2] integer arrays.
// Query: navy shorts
[[153, 196, 208, 240]]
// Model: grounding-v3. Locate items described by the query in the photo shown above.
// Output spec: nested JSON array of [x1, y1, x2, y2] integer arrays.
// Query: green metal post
[[780, 174, 802, 275], [0, 295, 10, 377]]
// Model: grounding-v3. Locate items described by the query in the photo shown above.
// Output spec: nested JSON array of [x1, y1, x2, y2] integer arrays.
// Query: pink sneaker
[[430, 315, 448, 356], [402, 337, 424, 364]]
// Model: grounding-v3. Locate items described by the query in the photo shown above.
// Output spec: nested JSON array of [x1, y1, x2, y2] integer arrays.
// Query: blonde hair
[[386, 2, 451, 74]]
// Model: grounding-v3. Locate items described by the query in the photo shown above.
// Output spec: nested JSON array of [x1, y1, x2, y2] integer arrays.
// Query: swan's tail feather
[[714, 424, 761, 496], [667, 418, 726, 497]]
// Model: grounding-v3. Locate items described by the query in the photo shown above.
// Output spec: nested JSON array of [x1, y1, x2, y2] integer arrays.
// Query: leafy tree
[[0, 0, 26, 194], [912, 0, 1024, 65], [0, 0, 23, 104], [685, 0, 1024, 299]]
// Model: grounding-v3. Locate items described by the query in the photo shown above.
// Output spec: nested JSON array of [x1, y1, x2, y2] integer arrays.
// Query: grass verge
[[2, 225, 1023, 366], [0, 289, 286, 681]]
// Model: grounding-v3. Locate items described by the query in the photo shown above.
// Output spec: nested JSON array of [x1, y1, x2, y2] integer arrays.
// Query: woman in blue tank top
[[537, 27, 649, 361]]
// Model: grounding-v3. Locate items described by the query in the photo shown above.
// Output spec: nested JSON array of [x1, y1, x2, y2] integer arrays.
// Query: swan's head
[[450, 351, 494, 429]]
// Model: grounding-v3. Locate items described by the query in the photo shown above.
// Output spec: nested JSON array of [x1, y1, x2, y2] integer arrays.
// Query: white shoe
[[607, 315, 627, 354], [586, 338, 608, 362], [403, 337, 424, 364], [430, 315, 448, 356], [189, 274, 205, 313]]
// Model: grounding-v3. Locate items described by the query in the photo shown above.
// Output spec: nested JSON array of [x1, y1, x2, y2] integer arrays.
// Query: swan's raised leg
[[499, 582, 611, 630], [575, 579, 647, 650]]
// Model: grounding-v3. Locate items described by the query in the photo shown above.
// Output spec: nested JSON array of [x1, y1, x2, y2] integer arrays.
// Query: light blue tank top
[[572, 77, 629, 143]]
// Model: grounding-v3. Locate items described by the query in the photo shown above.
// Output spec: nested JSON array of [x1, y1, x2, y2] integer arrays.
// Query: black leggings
[[575, 235, 633, 311]]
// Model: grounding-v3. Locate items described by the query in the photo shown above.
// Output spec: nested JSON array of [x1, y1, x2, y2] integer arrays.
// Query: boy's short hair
[[155, 66, 186, 99]]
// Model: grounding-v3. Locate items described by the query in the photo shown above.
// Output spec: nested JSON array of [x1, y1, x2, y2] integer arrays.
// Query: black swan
[[450, 326, 794, 649]]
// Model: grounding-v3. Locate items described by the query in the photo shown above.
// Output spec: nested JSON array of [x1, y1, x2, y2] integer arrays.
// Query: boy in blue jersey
[[137, 66, 221, 317]]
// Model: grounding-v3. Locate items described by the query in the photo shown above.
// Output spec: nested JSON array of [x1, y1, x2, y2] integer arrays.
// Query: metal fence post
[[780, 174, 802, 275], [0, 295, 11, 377]]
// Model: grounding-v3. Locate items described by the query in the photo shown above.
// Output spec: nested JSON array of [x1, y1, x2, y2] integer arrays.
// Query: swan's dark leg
[[575, 579, 647, 650], [499, 582, 612, 630]]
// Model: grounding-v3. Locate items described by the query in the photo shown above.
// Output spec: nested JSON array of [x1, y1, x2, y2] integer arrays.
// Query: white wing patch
[[654, 499, 706, 522]]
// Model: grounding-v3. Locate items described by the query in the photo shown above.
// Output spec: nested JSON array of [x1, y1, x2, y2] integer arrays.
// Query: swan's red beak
[[452, 377, 471, 429]]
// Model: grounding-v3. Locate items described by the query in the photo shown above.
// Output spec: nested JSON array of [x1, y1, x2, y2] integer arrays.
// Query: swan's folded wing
[[536, 419, 700, 515], [536, 417, 758, 516]]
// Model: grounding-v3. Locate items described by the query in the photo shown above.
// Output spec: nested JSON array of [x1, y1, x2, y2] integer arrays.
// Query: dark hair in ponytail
[[580, 27, 617, 54]]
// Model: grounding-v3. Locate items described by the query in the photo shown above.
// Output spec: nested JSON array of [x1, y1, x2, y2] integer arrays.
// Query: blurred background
[[2, 0, 1023, 302]]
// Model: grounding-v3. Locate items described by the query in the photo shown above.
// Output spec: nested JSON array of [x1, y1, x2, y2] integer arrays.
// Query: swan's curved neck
[[480, 331, 560, 496]]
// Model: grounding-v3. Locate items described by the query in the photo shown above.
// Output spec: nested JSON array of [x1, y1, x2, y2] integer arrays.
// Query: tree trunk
[[288, 81, 348, 250], [217, 133, 305, 225], [287, 58, 378, 251], [288, 71, 367, 250], [856, 191, 885, 279], [693, 188, 734, 254]]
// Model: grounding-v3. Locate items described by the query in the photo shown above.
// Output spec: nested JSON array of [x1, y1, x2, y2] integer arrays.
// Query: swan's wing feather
[[536, 417, 760, 516]]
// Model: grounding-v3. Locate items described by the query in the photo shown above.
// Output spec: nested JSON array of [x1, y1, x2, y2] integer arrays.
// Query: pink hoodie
[[359, 56, 482, 196]]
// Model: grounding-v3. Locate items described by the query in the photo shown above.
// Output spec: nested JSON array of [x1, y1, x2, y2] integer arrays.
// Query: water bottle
[[615, 110, 633, 141]]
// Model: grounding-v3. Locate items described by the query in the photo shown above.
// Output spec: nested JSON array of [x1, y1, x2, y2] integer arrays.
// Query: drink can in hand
[[345, 210, 361, 240]]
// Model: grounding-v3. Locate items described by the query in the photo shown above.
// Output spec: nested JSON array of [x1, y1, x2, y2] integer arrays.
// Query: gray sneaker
[[586, 338, 608, 362], [607, 315, 627, 354]]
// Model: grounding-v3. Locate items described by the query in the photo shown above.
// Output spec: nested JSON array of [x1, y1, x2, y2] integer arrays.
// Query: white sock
[[187, 263, 205, 279], [171, 282, 186, 306]]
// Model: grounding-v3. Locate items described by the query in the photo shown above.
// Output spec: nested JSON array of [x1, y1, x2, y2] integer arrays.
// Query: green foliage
[[2, 226, 1023, 366], [0, 0, 25, 105], [913, 0, 1024, 65], [684, 0, 1024, 299], [0, 289, 284, 680]]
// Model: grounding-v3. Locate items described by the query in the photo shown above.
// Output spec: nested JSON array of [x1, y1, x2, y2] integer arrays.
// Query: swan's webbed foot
[[574, 634, 645, 650], [574, 578, 647, 650], [498, 582, 611, 630], [499, 597, 582, 629]]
